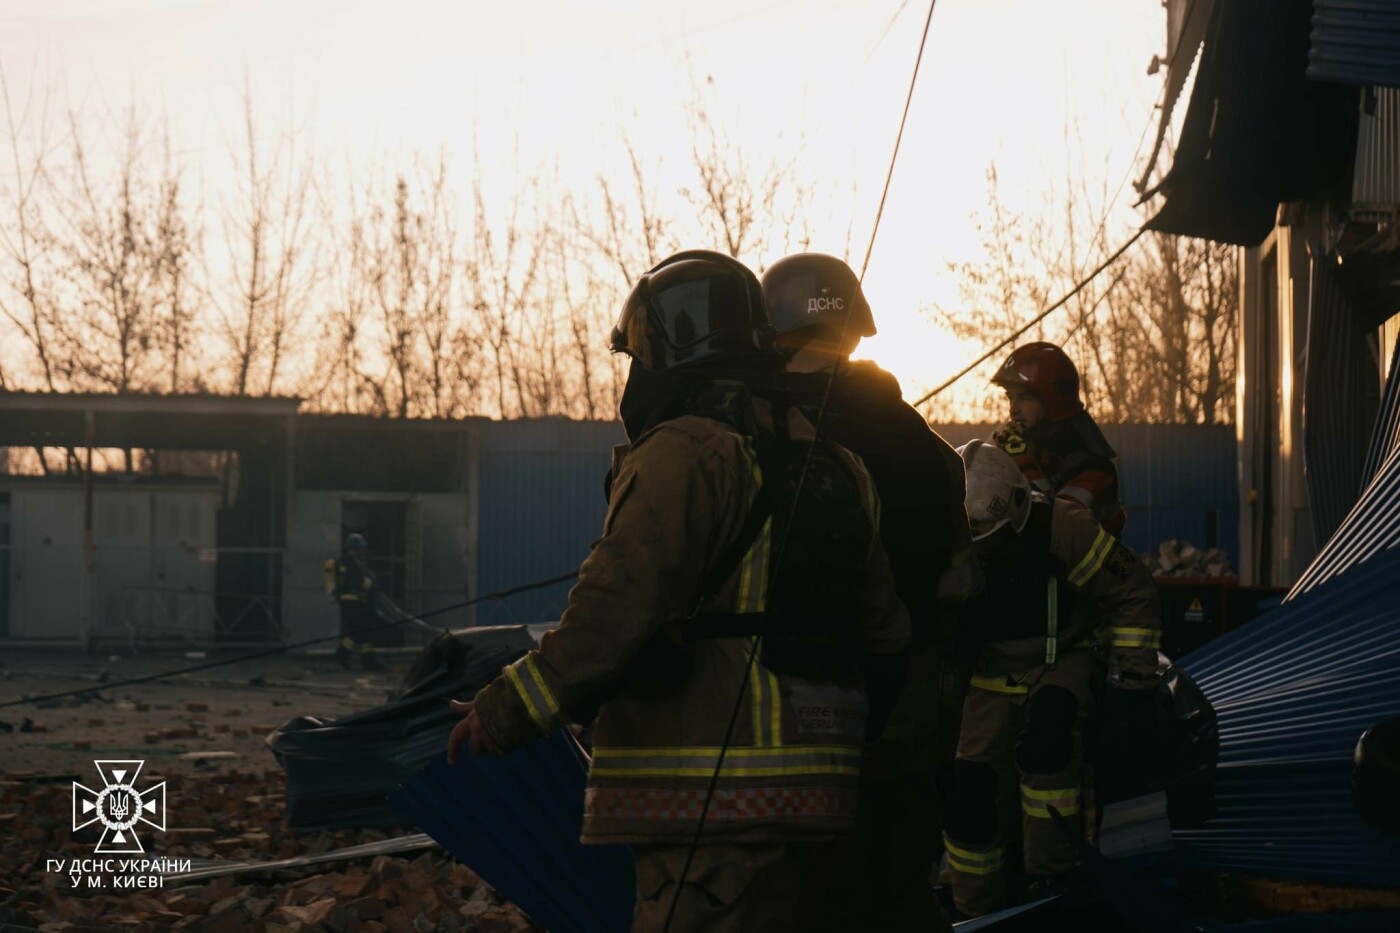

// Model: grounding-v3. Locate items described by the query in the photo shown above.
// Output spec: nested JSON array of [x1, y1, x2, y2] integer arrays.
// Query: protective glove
[[993, 419, 1033, 457]]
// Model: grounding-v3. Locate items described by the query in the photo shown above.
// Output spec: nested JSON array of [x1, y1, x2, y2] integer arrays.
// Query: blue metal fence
[[475, 420, 625, 624], [472, 419, 1239, 625]]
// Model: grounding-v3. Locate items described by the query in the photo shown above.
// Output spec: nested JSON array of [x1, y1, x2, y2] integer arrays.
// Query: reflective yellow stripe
[[1068, 529, 1114, 586], [590, 744, 860, 778], [1111, 626, 1162, 649], [944, 836, 1004, 876], [768, 670, 782, 744], [750, 641, 767, 743], [505, 655, 559, 732], [1021, 784, 1080, 819], [970, 674, 1029, 695]]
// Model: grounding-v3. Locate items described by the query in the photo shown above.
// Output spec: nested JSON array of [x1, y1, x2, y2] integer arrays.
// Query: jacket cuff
[[473, 665, 550, 751]]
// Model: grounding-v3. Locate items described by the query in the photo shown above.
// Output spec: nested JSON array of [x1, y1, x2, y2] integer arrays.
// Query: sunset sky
[[0, 0, 1166, 408]]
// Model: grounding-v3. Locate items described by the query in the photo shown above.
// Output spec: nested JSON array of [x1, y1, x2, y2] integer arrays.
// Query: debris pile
[[1148, 539, 1234, 579], [0, 769, 542, 933]]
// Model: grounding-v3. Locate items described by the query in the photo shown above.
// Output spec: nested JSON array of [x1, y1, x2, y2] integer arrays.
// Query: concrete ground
[[0, 646, 414, 779]]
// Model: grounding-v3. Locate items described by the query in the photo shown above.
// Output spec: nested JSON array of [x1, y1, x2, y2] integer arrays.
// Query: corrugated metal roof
[[1148, 0, 1362, 246], [1309, 0, 1400, 88], [389, 730, 635, 933], [1352, 87, 1400, 216], [1138, 0, 1215, 195], [1302, 262, 1376, 548], [1176, 545, 1400, 885]]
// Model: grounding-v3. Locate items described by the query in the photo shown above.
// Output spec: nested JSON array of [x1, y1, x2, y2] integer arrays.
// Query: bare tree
[[0, 60, 62, 393], [927, 156, 1236, 425], [206, 84, 318, 397], [680, 81, 811, 264]]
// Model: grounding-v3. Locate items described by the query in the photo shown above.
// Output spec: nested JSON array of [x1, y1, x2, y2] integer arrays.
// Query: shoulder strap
[[688, 397, 791, 619]]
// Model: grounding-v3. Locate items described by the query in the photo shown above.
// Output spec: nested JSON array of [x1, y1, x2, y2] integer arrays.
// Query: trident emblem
[[72, 760, 166, 854]]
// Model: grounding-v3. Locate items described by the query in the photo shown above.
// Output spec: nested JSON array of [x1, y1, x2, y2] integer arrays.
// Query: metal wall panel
[[417, 493, 471, 628], [1309, 0, 1400, 88], [1352, 87, 1400, 215], [475, 420, 624, 625], [284, 490, 343, 646], [6, 489, 85, 639]]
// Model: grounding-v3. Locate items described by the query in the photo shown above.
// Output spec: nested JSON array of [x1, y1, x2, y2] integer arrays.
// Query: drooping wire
[[912, 225, 1146, 408], [859, 0, 936, 281], [0, 570, 580, 710], [662, 2, 939, 929]]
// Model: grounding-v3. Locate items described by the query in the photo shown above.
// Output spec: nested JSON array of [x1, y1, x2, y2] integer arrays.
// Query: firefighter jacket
[[968, 495, 1159, 689], [994, 413, 1125, 535], [471, 400, 911, 846], [325, 554, 375, 603]]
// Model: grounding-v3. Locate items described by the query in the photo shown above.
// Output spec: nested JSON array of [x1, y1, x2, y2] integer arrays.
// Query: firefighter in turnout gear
[[448, 250, 910, 933], [762, 251, 976, 932], [325, 533, 384, 671], [943, 440, 1160, 918], [991, 342, 1126, 535]]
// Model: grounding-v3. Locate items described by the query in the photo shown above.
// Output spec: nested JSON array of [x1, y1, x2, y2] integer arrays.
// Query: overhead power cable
[[912, 225, 1146, 408], [663, 1, 940, 930], [0, 570, 580, 710]]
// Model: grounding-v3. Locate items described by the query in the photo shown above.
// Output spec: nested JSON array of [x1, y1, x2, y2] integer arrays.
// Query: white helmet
[[958, 439, 1032, 541]]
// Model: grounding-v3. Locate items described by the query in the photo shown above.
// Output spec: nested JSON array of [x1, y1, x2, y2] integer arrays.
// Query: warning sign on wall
[[1185, 597, 1205, 623]]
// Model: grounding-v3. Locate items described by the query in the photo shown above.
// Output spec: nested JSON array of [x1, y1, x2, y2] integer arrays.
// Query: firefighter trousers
[[942, 649, 1095, 918], [630, 840, 842, 933]]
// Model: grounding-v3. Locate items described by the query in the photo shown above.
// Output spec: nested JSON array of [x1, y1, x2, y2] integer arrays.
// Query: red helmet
[[991, 342, 1084, 421]]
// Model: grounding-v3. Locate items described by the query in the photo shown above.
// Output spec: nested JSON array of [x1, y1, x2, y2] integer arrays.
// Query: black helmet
[[610, 250, 773, 371], [760, 253, 875, 339], [345, 533, 367, 552]]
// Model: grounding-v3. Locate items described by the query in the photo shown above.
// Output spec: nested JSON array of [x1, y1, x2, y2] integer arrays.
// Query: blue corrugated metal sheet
[[1175, 545, 1400, 885], [389, 729, 635, 933], [476, 420, 625, 624], [1309, 0, 1400, 88]]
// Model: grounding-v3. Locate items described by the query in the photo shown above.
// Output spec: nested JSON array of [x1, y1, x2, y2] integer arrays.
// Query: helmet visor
[[611, 259, 757, 369]]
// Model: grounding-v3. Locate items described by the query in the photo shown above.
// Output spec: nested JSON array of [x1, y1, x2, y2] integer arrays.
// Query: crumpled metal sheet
[[266, 626, 535, 831], [1177, 546, 1400, 886], [389, 729, 635, 933]]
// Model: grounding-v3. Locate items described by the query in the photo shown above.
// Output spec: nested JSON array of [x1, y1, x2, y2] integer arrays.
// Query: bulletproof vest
[[609, 383, 873, 697], [777, 364, 956, 648], [680, 379, 873, 681], [739, 431, 872, 681], [958, 498, 1076, 658]]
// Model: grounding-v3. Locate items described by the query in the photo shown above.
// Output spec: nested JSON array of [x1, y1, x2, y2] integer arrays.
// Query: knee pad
[[943, 758, 999, 845], [1016, 685, 1078, 774]]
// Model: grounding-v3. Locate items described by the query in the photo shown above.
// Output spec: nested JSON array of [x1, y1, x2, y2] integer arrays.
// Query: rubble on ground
[[0, 768, 542, 933], [1147, 539, 1234, 579]]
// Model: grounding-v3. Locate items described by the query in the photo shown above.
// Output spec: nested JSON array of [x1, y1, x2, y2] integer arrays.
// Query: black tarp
[[266, 626, 533, 831]]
